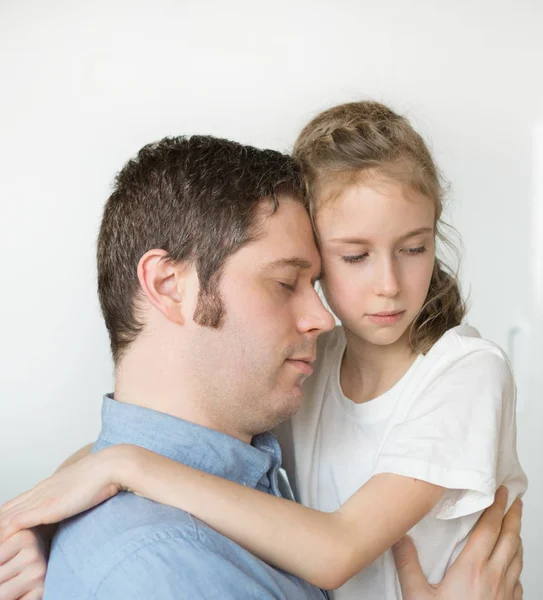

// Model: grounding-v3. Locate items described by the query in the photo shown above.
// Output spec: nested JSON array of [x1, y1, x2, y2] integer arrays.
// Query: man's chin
[[280, 386, 306, 418], [263, 388, 305, 430]]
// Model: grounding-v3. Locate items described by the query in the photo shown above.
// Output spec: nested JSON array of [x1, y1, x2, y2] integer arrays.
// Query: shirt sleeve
[[373, 348, 523, 519], [94, 533, 288, 600]]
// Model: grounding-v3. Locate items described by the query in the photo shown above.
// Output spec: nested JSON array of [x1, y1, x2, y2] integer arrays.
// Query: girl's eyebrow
[[329, 227, 433, 245], [399, 227, 434, 240]]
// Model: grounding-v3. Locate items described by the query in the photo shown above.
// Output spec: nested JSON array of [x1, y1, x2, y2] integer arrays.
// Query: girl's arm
[[123, 446, 443, 588], [0, 443, 443, 590], [57, 443, 93, 469], [120, 445, 445, 590], [0, 443, 95, 600], [34, 443, 95, 546]]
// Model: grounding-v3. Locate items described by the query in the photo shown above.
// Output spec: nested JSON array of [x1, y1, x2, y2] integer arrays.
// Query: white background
[[1, 0, 541, 596]]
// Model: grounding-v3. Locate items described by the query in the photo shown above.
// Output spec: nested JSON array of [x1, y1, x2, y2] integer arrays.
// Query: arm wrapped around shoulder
[[374, 348, 527, 519]]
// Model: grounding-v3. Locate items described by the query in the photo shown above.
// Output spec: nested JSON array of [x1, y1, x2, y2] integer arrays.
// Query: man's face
[[188, 197, 335, 440]]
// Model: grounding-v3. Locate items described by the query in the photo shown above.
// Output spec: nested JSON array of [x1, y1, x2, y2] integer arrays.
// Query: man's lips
[[285, 356, 315, 376]]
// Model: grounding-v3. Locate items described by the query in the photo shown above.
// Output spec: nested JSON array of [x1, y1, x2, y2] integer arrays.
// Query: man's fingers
[[392, 536, 432, 599], [490, 497, 522, 568], [460, 487, 508, 562], [514, 582, 523, 600], [504, 540, 523, 596]]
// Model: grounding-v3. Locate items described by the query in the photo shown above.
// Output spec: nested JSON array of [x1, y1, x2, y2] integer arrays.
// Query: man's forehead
[[240, 196, 320, 266]]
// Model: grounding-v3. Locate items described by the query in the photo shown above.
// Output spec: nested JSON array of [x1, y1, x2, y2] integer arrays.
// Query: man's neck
[[114, 341, 253, 443]]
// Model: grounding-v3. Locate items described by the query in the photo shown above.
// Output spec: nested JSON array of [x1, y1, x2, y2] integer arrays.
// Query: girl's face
[[315, 177, 436, 349]]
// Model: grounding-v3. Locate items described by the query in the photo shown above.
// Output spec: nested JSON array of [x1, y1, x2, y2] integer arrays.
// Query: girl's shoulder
[[428, 323, 509, 365], [418, 324, 513, 392]]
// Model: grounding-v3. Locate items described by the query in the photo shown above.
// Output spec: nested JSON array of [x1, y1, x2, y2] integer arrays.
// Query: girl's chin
[[348, 324, 410, 347]]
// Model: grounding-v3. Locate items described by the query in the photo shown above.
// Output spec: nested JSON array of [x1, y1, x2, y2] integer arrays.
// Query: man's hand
[[0, 528, 49, 600], [393, 487, 523, 600]]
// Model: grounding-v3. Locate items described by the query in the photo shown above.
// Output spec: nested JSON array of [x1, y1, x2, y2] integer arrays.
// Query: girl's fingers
[[1, 496, 59, 541], [0, 542, 47, 600], [0, 529, 33, 565], [0, 536, 19, 566], [20, 590, 44, 600], [0, 570, 33, 600], [0, 530, 46, 584], [0, 480, 54, 521], [0, 548, 25, 585], [0, 500, 37, 533], [0, 490, 35, 515], [3, 510, 49, 542]]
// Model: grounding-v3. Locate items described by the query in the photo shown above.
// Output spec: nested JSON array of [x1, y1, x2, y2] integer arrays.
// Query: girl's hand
[[0, 528, 48, 600], [0, 448, 127, 541]]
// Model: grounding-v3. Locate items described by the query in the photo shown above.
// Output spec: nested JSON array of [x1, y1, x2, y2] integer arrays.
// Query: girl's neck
[[340, 327, 418, 404]]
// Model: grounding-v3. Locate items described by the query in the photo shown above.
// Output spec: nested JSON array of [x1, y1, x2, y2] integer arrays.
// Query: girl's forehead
[[315, 179, 435, 233]]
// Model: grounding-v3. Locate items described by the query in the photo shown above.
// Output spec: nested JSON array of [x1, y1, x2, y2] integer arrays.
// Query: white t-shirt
[[275, 324, 527, 600]]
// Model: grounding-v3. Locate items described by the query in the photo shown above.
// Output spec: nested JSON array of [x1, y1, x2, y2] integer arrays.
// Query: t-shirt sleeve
[[373, 348, 522, 520]]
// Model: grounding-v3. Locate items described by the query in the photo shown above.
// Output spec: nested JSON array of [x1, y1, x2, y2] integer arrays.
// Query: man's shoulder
[[56, 489, 199, 543], [46, 492, 202, 595], [45, 491, 322, 600]]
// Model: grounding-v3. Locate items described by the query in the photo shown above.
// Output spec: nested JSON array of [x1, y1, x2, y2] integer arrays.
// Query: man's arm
[[394, 488, 523, 600]]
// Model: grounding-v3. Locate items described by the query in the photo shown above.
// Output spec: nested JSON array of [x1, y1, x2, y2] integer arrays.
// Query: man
[[0, 135, 523, 599]]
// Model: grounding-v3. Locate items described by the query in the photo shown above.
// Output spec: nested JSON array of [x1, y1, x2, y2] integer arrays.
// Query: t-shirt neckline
[[331, 328, 423, 422]]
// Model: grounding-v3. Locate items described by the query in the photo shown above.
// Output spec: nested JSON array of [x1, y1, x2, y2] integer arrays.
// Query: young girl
[[0, 101, 527, 598]]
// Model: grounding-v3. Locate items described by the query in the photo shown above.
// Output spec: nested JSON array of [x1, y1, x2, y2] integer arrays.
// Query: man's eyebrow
[[330, 227, 433, 244], [266, 258, 312, 270], [264, 258, 322, 283]]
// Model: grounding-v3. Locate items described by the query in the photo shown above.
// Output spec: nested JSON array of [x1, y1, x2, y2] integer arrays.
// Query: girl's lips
[[366, 311, 405, 325]]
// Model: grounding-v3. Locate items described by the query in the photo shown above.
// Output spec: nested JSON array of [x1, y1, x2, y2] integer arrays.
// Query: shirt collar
[[98, 395, 282, 490]]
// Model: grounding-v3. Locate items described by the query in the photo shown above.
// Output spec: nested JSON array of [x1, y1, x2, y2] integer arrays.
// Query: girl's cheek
[[327, 280, 361, 309]]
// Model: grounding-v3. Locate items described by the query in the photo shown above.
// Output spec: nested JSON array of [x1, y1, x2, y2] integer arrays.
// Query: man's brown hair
[[97, 135, 306, 364]]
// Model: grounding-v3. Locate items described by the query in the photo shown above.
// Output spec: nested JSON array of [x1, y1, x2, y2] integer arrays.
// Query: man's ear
[[136, 249, 192, 325]]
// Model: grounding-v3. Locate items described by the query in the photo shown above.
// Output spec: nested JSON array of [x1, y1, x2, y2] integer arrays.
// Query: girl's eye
[[342, 253, 369, 264], [404, 246, 427, 256]]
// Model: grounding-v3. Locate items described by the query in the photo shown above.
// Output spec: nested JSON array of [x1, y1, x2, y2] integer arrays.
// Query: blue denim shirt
[[43, 396, 326, 599]]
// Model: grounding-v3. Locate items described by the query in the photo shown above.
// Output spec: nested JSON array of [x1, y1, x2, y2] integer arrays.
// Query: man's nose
[[297, 289, 336, 335]]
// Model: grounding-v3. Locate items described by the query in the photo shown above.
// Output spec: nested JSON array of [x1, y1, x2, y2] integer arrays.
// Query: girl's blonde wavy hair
[[293, 100, 466, 354]]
